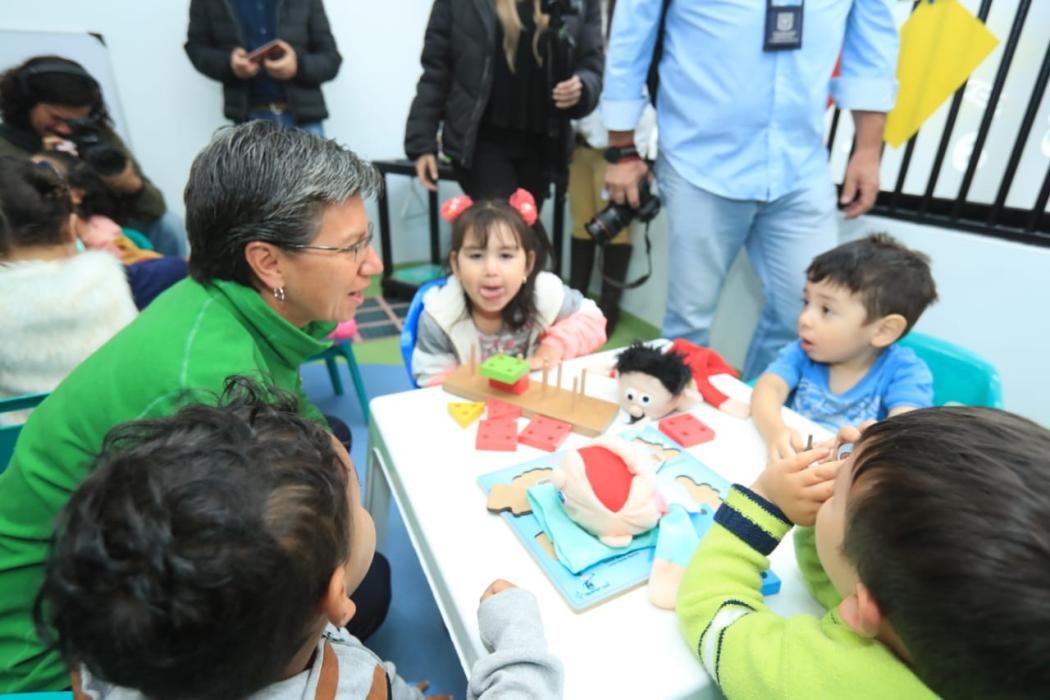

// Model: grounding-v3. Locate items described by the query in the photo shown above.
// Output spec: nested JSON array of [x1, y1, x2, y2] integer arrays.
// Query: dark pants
[[454, 131, 550, 208], [325, 414, 392, 640]]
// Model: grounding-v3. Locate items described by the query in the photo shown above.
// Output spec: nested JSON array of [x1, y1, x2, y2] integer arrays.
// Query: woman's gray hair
[[184, 120, 381, 285]]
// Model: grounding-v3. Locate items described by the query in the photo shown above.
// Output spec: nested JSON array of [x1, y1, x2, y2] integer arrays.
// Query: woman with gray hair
[[0, 120, 390, 692]]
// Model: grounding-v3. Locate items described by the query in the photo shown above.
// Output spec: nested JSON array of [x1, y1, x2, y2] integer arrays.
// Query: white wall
[[2, 1, 1047, 425]]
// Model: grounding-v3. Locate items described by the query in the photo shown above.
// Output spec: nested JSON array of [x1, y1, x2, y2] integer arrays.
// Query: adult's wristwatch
[[603, 144, 641, 164]]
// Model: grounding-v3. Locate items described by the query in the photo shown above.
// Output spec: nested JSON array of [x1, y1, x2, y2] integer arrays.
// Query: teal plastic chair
[[3, 694, 73, 699], [306, 339, 371, 421], [1, 392, 49, 473], [898, 332, 1002, 408], [399, 277, 448, 388]]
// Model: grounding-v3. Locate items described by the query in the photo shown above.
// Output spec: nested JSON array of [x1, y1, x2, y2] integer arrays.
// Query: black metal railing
[[828, 0, 1050, 247]]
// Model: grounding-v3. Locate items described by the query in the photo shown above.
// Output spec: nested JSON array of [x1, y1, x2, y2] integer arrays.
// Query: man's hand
[[768, 426, 804, 462], [552, 75, 583, 109], [839, 148, 880, 218], [415, 154, 439, 192], [604, 159, 650, 208], [264, 40, 298, 80], [752, 446, 840, 526], [480, 578, 516, 603], [230, 48, 259, 80]]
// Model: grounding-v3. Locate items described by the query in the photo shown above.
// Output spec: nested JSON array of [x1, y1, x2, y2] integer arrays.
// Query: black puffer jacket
[[184, 0, 341, 123], [404, 0, 603, 169]]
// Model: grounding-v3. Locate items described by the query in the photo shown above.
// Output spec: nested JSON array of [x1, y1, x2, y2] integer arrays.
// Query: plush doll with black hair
[[614, 340, 750, 423]]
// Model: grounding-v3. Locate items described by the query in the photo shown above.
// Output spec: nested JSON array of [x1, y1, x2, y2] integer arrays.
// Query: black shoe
[[599, 244, 633, 335]]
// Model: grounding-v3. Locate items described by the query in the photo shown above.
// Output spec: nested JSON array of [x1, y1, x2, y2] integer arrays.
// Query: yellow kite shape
[[885, 0, 999, 148]]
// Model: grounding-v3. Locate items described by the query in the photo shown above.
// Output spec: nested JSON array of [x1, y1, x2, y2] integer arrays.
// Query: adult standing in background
[[405, 0, 604, 209], [185, 0, 341, 135], [602, 0, 899, 378], [0, 56, 188, 257]]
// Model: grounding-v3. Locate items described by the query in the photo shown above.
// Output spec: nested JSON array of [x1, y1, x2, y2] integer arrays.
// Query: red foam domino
[[489, 375, 530, 395], [486, 398, 522, 421], [658, 413, 714, 447], [476, 419, 518, 451], [519, 415, 572, 452]]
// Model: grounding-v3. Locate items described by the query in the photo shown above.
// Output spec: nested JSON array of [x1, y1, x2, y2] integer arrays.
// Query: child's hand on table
[[751, 446, 841, 526], [480, 578, 517, 603], [768, 426, 805, 462]]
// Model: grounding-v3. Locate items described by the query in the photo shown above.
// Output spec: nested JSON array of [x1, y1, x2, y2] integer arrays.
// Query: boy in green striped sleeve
[[677, 406, 1050, 699]]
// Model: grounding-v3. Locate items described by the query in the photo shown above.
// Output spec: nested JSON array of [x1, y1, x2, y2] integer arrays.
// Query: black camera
[[64, 116, 127, 177], [585, 179, 661, 245]]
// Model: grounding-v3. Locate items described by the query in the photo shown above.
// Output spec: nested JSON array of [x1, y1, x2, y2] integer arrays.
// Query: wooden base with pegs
[[442, 362, 618, 437]]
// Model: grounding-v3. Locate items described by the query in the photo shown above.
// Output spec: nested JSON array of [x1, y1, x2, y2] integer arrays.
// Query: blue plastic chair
[[898, 332, 1003, 408], [306, 340, 371, 421], [4, 694, 73, 699], [1, 392, 49, 473], [400, 277, 449, 388]]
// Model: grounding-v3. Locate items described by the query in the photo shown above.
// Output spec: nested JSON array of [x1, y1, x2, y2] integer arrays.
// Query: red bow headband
[[439, 188, 539, 227]]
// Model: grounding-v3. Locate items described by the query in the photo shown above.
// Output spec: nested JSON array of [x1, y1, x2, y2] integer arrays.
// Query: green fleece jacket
[[0, 122, 167, 221], [677, 486, 938, 699], [0, 278, 333, 691]]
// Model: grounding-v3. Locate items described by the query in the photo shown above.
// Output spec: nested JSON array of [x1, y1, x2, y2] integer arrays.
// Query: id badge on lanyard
[[764, 0, 804, 51]]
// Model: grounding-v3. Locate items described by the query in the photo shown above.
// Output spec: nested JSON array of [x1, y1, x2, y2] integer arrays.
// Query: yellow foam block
[[448, 401, 485, 428], [885, 0, 998, 148]]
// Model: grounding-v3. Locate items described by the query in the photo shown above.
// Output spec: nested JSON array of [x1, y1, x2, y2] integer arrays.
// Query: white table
[[365, 347, 829, 699]]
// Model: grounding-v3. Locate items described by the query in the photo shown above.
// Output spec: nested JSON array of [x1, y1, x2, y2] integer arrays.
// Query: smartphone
[[246, 39, 286, 63]]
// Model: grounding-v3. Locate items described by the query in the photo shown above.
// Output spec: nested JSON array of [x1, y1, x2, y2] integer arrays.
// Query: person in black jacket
[[185, 0, 341, 135], [405, 0, 603, 208]]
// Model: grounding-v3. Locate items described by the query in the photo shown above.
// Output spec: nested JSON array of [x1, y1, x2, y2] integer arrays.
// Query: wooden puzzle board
[[442, 363, 620, 437]]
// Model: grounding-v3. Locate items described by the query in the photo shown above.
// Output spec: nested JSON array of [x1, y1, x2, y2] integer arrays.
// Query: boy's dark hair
[[33, 377, 352, 700], [0, 56, 110, 130], [614, 341, 692, 395], [448, 199, 551, 332], [0, 156, 72, 256], [806, 233, 937, 334], [843, 407, 1050, 700]]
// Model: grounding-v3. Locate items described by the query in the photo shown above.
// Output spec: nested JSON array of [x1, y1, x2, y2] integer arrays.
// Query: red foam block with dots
[[518, 415, 572, 452], [489, 375, 530, 395], [476, 419, 518, 451], [486, 398, 522, 421], [658, 413, 714, 447]]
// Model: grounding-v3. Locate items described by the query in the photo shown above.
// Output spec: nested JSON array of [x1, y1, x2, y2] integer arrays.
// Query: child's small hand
[[768, 427, 804, 462], [480, 578, 517, 603], [752, 446, 839, 526], [529, 345, 562, 371]]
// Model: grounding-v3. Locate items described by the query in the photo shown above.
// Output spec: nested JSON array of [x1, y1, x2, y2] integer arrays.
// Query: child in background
[[0, 156, 136, 423], [35, 378, 562, 699], [412, 189, 606, 386], [676, 406, 1050, 699], [751, 233, 938, 460]]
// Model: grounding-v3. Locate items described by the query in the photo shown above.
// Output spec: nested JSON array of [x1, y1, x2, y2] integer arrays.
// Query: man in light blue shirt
[[600, 0, 899, 378]]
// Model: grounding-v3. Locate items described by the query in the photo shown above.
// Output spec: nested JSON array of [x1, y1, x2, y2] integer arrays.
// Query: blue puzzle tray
[[478, 426, 780, 611]]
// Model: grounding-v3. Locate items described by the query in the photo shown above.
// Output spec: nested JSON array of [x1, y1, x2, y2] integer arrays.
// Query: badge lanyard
[[764, 0, 804, 51]]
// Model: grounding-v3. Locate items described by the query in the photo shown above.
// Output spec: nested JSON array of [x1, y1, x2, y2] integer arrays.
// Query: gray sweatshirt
[[80, 588, 562, 699]]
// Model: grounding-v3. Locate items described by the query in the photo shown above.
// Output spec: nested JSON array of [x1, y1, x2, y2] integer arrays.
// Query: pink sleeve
[[539, 302, 607, 360]]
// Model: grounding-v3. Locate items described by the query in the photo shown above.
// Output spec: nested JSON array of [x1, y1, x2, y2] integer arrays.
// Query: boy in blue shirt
[[752, 234, 938, 460]]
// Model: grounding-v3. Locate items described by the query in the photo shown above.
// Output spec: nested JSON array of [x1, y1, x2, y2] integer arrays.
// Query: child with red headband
[[411, 189, 607, 386]]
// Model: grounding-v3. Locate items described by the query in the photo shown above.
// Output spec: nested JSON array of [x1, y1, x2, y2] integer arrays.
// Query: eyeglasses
[[283, 223, 375, 260]]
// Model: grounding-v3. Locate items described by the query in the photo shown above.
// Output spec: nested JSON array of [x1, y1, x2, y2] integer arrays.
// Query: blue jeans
[[655, 153, 838, 380], [245, 110, 324, 137], [128, 210, 189, 257]]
